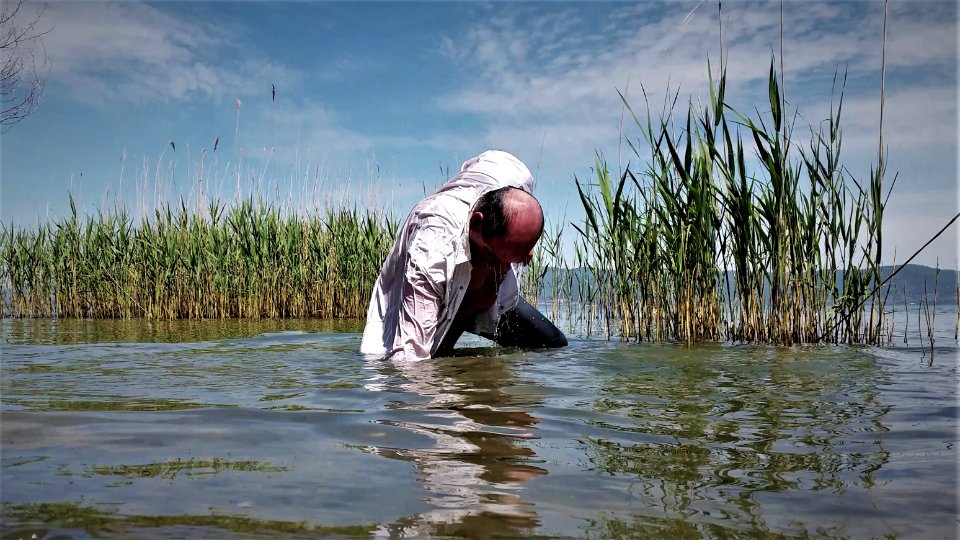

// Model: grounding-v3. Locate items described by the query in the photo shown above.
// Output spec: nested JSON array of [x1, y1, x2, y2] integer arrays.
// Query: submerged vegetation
[[1, 501, 377, 537], [83, 458, 287, 480]]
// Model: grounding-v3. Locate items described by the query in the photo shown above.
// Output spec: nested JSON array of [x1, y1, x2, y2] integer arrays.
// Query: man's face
[[478, 234, 536, 271]]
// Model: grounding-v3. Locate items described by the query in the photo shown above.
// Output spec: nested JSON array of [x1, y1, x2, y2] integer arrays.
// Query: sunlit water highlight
[[1, 313, 957, 539]]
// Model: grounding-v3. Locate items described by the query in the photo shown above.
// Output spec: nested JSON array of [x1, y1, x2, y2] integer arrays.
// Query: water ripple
[[1, 319, 956, 539]]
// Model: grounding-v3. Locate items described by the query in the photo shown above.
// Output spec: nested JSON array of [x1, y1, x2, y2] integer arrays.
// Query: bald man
[[360, 150, 567, 360]]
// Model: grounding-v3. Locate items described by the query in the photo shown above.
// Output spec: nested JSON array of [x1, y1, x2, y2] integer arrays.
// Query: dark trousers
[[437, 297, 567, 355]]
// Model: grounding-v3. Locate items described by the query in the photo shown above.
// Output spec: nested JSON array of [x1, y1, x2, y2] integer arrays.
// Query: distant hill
[[879, 265, 958, 303], [534, 264, 958, 304]]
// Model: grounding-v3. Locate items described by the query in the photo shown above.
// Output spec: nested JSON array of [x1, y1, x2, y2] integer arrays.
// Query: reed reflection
[[363, 350, 546, 537], [580, 347, 893, 537]]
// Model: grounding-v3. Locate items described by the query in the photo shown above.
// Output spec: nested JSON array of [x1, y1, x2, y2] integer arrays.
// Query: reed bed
[[533, 64, 892, 345], [1, 64, 903, 346], [1, 195, 397, 319]]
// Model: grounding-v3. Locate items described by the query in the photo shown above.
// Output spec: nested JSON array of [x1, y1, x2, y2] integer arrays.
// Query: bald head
[[474, 187, 543, 240], [469, 187, 543, 269]]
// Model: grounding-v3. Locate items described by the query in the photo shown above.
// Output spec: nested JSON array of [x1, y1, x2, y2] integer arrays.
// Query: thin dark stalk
[[817, 211, 960, 341], [954, 281, 958, 341], [903, 283, 908, 345], [918, 299, 925, 358]]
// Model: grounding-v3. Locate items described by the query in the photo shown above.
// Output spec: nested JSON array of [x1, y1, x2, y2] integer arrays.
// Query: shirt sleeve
[[392, 259, 446, 360], [390, 219, 454, 361]]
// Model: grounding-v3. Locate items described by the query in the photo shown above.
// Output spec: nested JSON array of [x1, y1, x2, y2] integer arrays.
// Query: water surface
[[2, 317, 957, 539]]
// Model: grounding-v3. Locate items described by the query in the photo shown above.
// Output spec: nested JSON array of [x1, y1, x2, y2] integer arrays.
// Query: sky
[[2, 0, 957, 268]]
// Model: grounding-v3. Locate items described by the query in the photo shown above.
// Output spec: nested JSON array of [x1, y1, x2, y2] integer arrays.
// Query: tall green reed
[[552, 62, 890, 345], [1, 194, 397, 320], [2, 63, 894, 345]]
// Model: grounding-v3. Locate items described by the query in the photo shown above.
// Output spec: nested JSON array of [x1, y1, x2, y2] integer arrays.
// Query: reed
[[0, 66, 903, 346], [1, 194, 397, 319], [543, 62, 892, 345]]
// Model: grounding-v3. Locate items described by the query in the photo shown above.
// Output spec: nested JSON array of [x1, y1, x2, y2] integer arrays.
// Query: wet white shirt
[[360, 150, 535, 360]]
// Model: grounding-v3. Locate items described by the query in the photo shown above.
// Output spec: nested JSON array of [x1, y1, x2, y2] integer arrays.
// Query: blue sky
[[2, 0, 957, 267]]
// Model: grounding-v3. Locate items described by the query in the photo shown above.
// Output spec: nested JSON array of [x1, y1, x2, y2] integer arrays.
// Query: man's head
[[468, 187, 543, 271]]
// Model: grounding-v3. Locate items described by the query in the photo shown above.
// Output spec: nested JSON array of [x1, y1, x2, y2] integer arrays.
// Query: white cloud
[[435, 1, 956, 159], [432, 1, 957, 266], [16, 0, 955, 267], [40, 2, 296, 105]]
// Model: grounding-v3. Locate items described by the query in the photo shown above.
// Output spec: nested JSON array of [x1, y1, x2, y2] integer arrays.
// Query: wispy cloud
[[11, 1, 956, 266], [434, 1, 957, 183], [433, 1, 957, 265], [41, 2, 295, 105]]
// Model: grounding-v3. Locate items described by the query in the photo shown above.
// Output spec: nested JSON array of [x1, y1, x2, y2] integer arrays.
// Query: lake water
[[1, 313, 957, 539]]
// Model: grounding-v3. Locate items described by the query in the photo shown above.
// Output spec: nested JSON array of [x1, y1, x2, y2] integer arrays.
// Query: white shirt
[[360, 150, 535, 360]]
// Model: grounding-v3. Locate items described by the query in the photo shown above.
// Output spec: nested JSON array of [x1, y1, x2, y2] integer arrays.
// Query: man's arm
[[393, 259, 448, 360]]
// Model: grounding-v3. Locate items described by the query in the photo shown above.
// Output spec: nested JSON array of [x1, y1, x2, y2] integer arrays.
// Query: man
[[360, 150, 567, 360]]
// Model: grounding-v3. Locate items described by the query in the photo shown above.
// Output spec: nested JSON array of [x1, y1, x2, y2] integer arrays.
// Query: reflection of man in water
[[360, 150, 566, 360], [365, 355, 547, 537]]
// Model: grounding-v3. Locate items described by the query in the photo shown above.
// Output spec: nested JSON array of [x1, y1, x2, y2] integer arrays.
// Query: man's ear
[[468, 211, 483, 233]]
